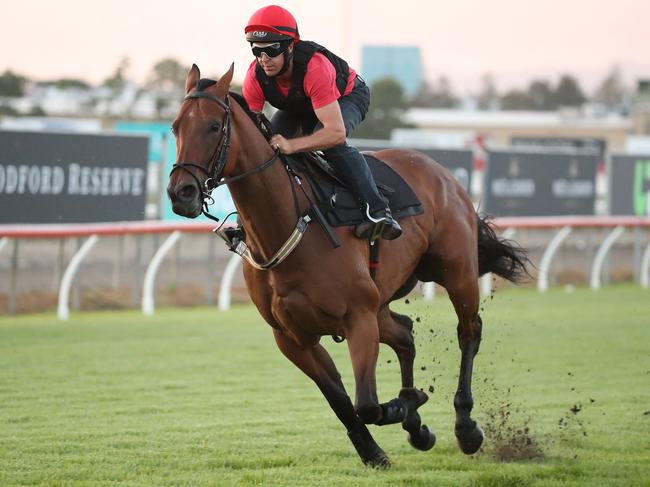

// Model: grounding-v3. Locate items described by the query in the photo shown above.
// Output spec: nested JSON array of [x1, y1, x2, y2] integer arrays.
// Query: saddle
[[288, 151, 423, 230], [216, 149, 423, 284], [215, 96, 423, 276]]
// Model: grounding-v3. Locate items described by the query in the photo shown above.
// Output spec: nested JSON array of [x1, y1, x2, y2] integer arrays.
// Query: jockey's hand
[[270, 135, 294, 155]]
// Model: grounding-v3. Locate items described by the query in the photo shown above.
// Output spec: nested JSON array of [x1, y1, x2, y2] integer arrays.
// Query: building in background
[[361, 45, 422, 97], [632, 80, 650, 136], [400, 108, 633, 151]]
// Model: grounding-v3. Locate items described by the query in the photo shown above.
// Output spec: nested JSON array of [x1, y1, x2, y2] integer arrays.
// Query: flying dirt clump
[[481, 400, 545, 462]]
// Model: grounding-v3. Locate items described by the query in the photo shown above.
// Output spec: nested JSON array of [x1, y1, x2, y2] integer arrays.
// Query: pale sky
[[2, 0, 649, 94]]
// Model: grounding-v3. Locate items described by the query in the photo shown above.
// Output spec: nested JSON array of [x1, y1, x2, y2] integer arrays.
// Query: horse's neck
[[227, 106, 301, 257]]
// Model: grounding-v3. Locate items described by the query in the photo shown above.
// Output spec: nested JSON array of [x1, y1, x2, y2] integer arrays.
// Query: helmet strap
[[276, 47, 293, 77]]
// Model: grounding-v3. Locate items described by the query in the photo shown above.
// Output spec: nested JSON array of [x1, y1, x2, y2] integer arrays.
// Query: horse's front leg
[[272, 329, 390, 467], [379, 309, 415, 388], [345, 310, 382, 424], [377, 308, 436, 451]]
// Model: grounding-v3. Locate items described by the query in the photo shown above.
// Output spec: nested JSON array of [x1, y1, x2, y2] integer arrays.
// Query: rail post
[[590, 226, 625, 290], [538, 226, 573, 293], [219, 254, 242, 311], [142, 231, 181, 316], [58, 235, 99, 320]]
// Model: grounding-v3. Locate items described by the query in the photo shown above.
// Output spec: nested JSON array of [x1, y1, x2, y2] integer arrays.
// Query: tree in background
[[477, 73, 499, 110], [148, 58, 187, 119], [50, 79, 91, 90], [101, 57, 131, 116], [0, 70, 27, 97], [354, 77, 413, 140], [500, 88, 534, 110], [501, 74, 587, 110], [593, 65, 628, 110], [553, 74, 586, 107], [149, 58, 186, 92], [501, 79, 554, 111], [103, 57, 130, 92], [527, 79, 555, 110], [410, 76, 458, 108]]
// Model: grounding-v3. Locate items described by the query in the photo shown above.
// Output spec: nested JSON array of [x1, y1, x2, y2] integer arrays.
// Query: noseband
[[170, 90, 280, 221]]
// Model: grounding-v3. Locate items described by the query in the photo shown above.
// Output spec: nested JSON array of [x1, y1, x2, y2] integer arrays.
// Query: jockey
[[242, 5, 402, 240]]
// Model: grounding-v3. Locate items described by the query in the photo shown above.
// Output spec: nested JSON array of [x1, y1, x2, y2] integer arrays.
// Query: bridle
[[170, 90, 280, 222], [169, 88, 318, 270]]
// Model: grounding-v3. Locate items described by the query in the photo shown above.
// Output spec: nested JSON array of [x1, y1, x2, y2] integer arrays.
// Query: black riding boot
[[323, 144, 402, 240]]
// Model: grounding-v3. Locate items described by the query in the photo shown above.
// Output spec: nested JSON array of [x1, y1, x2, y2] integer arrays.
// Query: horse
[[167, 64, 529, 467]]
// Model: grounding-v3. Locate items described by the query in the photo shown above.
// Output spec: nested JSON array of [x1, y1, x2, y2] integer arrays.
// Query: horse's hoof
[[364, 451, 391, 469], [455, 422, 484, 454], [407, 424, 436, 451]]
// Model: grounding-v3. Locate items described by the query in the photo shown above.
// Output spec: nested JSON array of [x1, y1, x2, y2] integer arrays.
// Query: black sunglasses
[[251, 42, 287, 59]]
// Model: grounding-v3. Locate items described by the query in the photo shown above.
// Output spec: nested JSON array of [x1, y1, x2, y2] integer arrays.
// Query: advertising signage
[[609, 154, 650, 216], [0, 130, 148, 223], [483, 149, 599, 216]]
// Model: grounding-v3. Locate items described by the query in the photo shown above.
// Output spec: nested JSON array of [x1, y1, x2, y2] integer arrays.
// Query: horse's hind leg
[[272, 329, 390, 468], [446, 276, 485, 454]]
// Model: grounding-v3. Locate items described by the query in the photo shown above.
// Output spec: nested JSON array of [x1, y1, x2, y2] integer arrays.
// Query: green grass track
[[1, 285, 649, 486]]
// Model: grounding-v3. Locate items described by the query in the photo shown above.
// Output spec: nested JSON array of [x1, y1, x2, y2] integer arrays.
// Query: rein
[[171, 89, 312, 270]]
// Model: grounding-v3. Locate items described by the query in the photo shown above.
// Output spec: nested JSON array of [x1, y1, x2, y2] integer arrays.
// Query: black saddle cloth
[[288, 152, 423, 227]]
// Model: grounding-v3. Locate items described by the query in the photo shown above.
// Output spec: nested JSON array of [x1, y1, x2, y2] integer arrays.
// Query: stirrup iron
[[365, 204, 387, 241]]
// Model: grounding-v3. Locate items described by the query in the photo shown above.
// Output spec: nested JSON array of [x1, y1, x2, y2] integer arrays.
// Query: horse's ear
[[185, 64, 200, 94], [215, 63, 235, 96]]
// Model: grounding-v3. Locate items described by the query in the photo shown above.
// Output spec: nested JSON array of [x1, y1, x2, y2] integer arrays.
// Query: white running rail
[[57, 235, 99, 320], [1, 217, 647, 319], [590, 226, 625, 290], [641, 241, 650, 289], [142, 231, 181, 316], [537, 226, 573, 293], [218, 254, 242, 311]]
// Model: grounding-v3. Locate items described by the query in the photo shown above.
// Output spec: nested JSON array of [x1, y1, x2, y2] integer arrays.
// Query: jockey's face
[[255, 44, 292, 77]]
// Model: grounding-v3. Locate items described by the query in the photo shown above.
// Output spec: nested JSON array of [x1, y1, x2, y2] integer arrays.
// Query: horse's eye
[[211, 122, 221, 132]]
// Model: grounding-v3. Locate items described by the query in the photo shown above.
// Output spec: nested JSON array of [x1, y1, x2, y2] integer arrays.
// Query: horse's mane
[[228, 90, 274, 141], [228, 91, 259, 127]]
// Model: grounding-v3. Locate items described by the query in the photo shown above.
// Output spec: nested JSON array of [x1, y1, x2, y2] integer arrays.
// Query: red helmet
[[245, 5, 300, 43]]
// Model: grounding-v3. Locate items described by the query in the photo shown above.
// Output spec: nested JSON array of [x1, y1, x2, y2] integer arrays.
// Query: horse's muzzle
[[167, 181, 202, 218]]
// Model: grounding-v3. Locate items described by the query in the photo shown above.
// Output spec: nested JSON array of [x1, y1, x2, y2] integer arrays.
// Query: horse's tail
[[477, 214, 530, 283]]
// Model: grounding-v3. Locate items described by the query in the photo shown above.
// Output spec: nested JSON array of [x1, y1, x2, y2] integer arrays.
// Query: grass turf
[[0, 285, 649, 486]]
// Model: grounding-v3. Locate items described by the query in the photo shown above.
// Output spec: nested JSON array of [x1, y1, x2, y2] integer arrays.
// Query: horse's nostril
[[177, 184, 197, 201]]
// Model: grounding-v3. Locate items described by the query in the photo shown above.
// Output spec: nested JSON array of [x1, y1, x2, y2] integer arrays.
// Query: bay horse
[[167, 64, 529, 467]]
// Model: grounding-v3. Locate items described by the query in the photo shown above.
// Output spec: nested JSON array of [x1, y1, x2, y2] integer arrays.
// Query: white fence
[[1, 216, 649, 320]]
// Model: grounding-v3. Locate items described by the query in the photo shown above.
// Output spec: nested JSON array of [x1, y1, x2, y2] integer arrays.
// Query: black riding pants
[[271, 78, 386, 212]]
